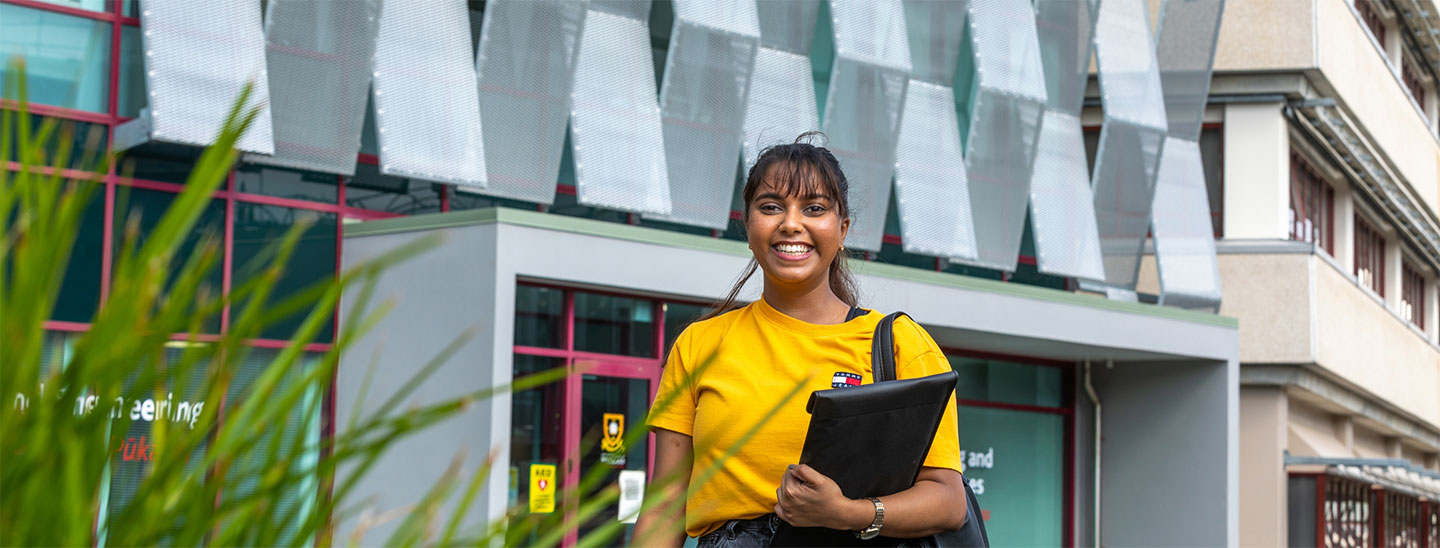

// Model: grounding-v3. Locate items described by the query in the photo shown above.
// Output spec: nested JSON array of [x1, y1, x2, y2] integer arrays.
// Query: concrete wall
[[335, 224, 505, 544], [1216, 252, 1314, 363], [1315, 0, 1440, 212], [1094, 359, 1238, 547], [1314, 254, 1440, 429], [1239, 386, 1288, 547], [1211, 0, 1313, 72]]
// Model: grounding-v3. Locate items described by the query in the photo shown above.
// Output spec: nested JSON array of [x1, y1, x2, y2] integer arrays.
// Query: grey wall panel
[[756, 0, 821, 54], [741, 48, 821, 171], [1152, 137, 1222, 310], [248, 0, 380, 175], [136, 0, 274, 153], [825, 0, 911, 252], [1030, 0, 1104, 279], [372, 0, 487, 187], [1155, 0, 1225, 141], [1030, 110, 1105, 280], [475, 0, 587, 204], [1091, 0, 1169, 290], [649, 0, 760, 230], [956, 0, 1047, 271], [570, 9, 672, 215], [894, 81, 977, 260]]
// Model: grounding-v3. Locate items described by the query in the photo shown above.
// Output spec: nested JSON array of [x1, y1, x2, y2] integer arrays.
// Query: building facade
[[1187, 0, 1440, 546], [12, 0, 1435, 546]]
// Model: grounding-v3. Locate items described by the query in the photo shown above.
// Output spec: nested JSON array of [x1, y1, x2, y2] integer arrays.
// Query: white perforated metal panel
[[475, 0, 587, 204], [649, 0, 760, 229], [1152, 137, 1221, 310], [825, 0, 911, 252], [742, 48, 821, 171], [136, 0, 274, 153], [570, 9, 672, 215], [756, 0, 821, 54], [954, 0, 1047, 271], [1029, 110, 1104, 281], [1090, 0, 1169, 290], [372, 0, 486, 187], [248, 0, 380, 175], [894, 80, 976, 260], [1155, 0, 1225, 141]]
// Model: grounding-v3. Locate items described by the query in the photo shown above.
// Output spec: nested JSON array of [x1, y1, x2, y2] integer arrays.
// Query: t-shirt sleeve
[[646, 327, 698, 437], [893, 319, 964, 475]]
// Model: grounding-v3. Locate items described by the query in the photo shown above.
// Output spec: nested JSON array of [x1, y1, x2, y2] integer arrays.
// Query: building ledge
[[1243, 363, 1440, 451]]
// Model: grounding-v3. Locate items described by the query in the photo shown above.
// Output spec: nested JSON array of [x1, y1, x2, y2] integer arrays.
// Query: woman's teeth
[[775, 244, 812, 255]]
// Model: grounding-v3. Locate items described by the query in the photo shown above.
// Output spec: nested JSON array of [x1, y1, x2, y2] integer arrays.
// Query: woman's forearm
[[631, 429, 693, 547], [836, 468, 967, 538]]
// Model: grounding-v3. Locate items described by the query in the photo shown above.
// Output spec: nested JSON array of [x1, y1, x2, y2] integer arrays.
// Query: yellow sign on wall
[[529, 463, 556, 514]]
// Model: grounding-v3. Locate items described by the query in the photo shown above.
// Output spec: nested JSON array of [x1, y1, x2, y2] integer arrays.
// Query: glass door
[[568, 360, 655, 546]]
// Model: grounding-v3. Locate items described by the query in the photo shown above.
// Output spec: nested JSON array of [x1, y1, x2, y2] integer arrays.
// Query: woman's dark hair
[[699, 132, 860, 321]]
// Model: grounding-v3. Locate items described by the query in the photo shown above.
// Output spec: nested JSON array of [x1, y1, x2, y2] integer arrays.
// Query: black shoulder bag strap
[[868, 311, 991, 548]]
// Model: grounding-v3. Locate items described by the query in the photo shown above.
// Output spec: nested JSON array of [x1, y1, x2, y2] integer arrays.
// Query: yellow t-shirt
[[646, 299, 962, 538]]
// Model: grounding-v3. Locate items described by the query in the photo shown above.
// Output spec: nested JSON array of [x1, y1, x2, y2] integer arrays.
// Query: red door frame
[[512, 282, 668, 547]]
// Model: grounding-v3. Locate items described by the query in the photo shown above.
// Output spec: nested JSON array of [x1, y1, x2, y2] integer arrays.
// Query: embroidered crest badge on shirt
[[832, 372, 862, 388]]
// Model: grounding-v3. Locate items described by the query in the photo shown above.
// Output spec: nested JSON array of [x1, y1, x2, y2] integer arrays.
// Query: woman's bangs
[[764, 158, 840, 204]]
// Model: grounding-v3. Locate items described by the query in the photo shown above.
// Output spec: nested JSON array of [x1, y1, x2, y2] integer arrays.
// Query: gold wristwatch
[[855, 497, 885, 540]]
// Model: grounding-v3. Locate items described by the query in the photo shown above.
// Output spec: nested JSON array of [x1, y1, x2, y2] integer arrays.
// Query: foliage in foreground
[[0, 61, 801, 547]]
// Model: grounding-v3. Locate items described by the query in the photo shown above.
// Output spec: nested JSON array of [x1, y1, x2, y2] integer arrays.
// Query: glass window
[[1289, 153, 1334, 253], [232, 202, 337, 341], [119, 25, 145, 119], [222, 347, 323, 547], [0, 5, 111, 113], [577, 374, 650, 543], [662, 301, 708, 351], [448, 186, 539, 212], [955, 406, 1064, 547], [53, 180, 105, 323], [235, 164, 339, 204], [507, 354, 566, 546], [574, 292, 655, 357], [4, 115, 108, 168], [28, 0, 110, 12], [113, 186, 227, 332], [1354, 214, 1386, 297], [1401, 261, 1425, 329], [1199, 126, 1223, 237], [949, 356, 1064, 408], [515, 285, 565, 349], [345, 163, 442, 215], [119, 144, 200, 185]]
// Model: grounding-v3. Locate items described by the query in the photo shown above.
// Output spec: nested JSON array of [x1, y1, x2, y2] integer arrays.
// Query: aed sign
[[529, 463, 556, 514]]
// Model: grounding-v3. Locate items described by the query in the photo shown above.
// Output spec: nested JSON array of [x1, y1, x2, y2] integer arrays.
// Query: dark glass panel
[[507, 354, 565, 547], [662, 301, 708, 351], [949, 356, 1063, 408], [345, 162, 442, 215], [573, 292, 655, 358], [514, 285, 565, 349], [234, 164, 339, 204], [232, 202, 337, 341], [112, 186, 226, 332]]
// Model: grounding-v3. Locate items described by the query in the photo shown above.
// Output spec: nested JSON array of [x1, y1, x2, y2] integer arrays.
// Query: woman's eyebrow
[[753, 192, 833, 202]]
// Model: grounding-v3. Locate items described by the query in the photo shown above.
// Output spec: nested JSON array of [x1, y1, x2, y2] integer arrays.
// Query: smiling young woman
[[632, 134, 967, 547]]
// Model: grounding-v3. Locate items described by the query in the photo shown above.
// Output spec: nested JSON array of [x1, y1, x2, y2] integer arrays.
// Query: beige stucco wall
[[1315, 0, 1440, 213], [1217, 253, 1314, 363], [1211, 0, 1314, 72], [1239, 386, 1288, 547], [1314, 256, 1440, 430]]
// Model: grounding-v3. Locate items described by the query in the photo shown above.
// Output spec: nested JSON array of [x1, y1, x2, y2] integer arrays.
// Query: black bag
[[769, 312, 990, 548]]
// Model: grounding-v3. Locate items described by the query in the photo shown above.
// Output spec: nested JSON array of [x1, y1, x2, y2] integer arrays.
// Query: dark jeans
[[696, 514, 781, 548]]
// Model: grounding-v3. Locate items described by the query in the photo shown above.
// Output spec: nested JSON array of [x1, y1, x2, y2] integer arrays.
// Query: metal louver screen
[[894, 80, 976, 259], [372, 0, 487, 188], [649, 0, 760, 230], [1155, 0, 1225, 141], [1029, 110, 1105, 281], [248, 0, 381, 175], [825, 0, 912, 252], [1090, 0, 1169, 289], [1152, 137, 1222, 310], [475, 0, 588, 204], [569, 8, 672, 215], [742, 48, 821, 171], [756, 0, 821, 54], [955, 0, 1047, 271], [136, 0, 274, 153]]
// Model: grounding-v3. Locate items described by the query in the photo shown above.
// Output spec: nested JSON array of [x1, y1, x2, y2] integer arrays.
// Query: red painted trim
[[882, 234, 903, 246], [3, 0, 122, 21], [559, 289, 579, 548], [957, 398, 1072, 415], [1376, 486, 1387, 547], [556, 183, 577, 196], [221, 172, 235, 332], [515, 346, 658, 367], [0, 99, 117, 125], [4, 161, 106, 181], [230, 190, 351, 214], [355, 153, 379, 165], [41, 320, 92, 332], [1061, 365, 1075, 547], [1017, 255, 1037, 266], [439, 184, 450, 213], [244, 338, 333, 352], [100, 169, 116, 304]]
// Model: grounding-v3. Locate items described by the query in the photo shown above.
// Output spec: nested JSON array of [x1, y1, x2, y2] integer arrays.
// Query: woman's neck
[[762, 277, 851, 325]]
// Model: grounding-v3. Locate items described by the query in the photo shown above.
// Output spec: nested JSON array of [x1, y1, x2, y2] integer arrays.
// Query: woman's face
[[745, 165, 849, 290]]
